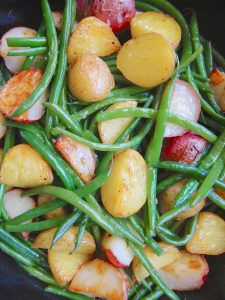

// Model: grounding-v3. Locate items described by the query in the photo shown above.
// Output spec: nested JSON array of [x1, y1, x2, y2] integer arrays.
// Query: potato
[[0, 144, 53, 188], [132, 242, 181, 282], [101, 149, 147, 217], [209, 68, 225, 112], [68, 53, 115, 102], [159, 179, 205, 220], [186, 212, 225, 255], [130, 11, 181, 49], [117, 33, 175, 88], [69, 258, 128, 300], [0, 112, 7, 140], [32, 226, 96, 255], [158, 250, 209, 291], [98, 101, 138, 144], [67, 16, 121, 65], [37, 194, 67, 219], [55, 136, 96, 183], [0, 68, 48, 122]]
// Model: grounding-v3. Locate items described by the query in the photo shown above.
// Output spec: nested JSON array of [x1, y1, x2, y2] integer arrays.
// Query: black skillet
[[0, 1, 224, 299]]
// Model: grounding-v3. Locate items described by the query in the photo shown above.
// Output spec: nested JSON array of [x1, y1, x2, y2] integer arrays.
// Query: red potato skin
[[161, 131, 207, 165], [104, 249, 127, 269], [76, 0, 94, 21]]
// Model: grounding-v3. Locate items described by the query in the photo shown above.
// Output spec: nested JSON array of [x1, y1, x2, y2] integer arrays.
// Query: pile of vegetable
[[0, 0, 225, 299]]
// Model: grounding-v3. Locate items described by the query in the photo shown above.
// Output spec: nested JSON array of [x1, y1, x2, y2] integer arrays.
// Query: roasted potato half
[[0, 112, 7, 140], [37, 194, 67, 219], [159, 179, 205, 220], [186, 212, 225, 255], [101, 149, 147, 217], [0, 144, 53, 188], [209, 68, 225, 112], [55, 136, 96, 183], [98, 101, 138, 144], [67, 17, 121, 65], [32, 226, 96, 255], [132, 242, 181, 282]]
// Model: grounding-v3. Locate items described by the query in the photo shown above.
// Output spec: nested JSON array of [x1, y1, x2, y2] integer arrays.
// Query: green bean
[[4, 199, 66, 226], [136, 0, 160, 12], [105, 59, 116, 67], [130, 244, 179, 300], [180, 75, 212, 93], [110, 86, 150, 97], [109, 66, 121, 74], [6, 216, 67, 233], [7, 47, 48, 56], [0, 241, 35, 266], [156, 174, 186, 194], [200, 115, 224, 133], [141, 287, 163, 300], [7, 37, 47, 47], [132, 286, 149, 300], [20, 130, 75, 190], [58, 79, 68, 111], [204, 40, 213, 75], [11, 0, 58, 117], [211, 45, 225, 70], [113, 74, 131, 85], [179, 45, 203, 70], [71, 215, 89, 253], [52, 210, 83, 245], [45, 285, 92, 300], [45, 0, 75, 136], [20, 264, 57, 285], [208, 192, 225, 210], [72, 95, 148, 121], [96, 107, 217, 143], [24, 185, 144, 248]]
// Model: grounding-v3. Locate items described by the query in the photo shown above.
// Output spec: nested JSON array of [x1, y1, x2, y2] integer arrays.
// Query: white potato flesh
[[0, 68, 48, 122], [159, 179, 205, 220], [101, 233, 135, 268], [69, 258, 128, 300], [186, 212, 225, 255], [37, 194, 67, 219], [101, 149, 147, 217], [52, 11, 63, 31], [32, 226, 96, 255], [48, 250, 92, 286], [210, 68, 225, 112], [55, 136, 96, 184], [158, 250, 209, 291], [132, 242, 181, 282], [4, 189, 35, 222], [165, 79, 201, 137], [98, 101, 138, 144], [0, 144, 53, 188], [0, 112, 7, 140], [0, 27, 36, 73]]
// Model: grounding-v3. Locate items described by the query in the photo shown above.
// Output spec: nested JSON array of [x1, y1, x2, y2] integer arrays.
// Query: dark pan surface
[[0, 1, 225, 299]]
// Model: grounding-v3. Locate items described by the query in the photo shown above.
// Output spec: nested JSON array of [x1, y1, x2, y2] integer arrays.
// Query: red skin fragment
[[161, 131, 207, 165], [104, 249, 127, 269], [76, 0, 94, 20]]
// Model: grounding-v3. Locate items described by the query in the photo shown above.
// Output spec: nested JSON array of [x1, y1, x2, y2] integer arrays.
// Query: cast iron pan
[[0, 1, 224, 299]]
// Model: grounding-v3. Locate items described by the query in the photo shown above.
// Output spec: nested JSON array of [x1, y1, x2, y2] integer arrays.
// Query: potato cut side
[[186, 212, 225, 255], [117, 33, 175, 88], [209, 68, 225, 112], [132, 242, 181, 282], [69, 258, 128, 300], [159, 179, 205, 220], [101, 148, 147, 217], [67, 16, 121, 64], [55, 135, 96, 184], [0, 144, 53, 188], [158, 250, 209, 291], [37, 194, 67, 219], [0, 67, 48, 122], [48, 249, 92, 286], [131, 11, 181, 49], [0, 112, 7, 140], [0, 27, 36, 73], [4, 189, 35, 222], [98, 101, 138, 144], [32, 226, 96, 255]]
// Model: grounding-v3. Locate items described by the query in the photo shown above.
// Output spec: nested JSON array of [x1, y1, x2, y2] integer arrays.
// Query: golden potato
[[98, 101, 138, 144], [101, 149, 147, 217], [68, 53, 115, 102], [117, 33, 176, 88], [209, 69, 225, 112], [67, 17, 121, 65], [0, 112, 7, 140], [159, 179, 205, 220], [55, 136, 96, 183], [131, 11, 181, 49], [186, 212, 225, 255], [32, 226, 96, 255], [0, 144, 53, 188], [132, 242, 181, 282], [48, 249, 92, 286], [37, 194, 67, 219]]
